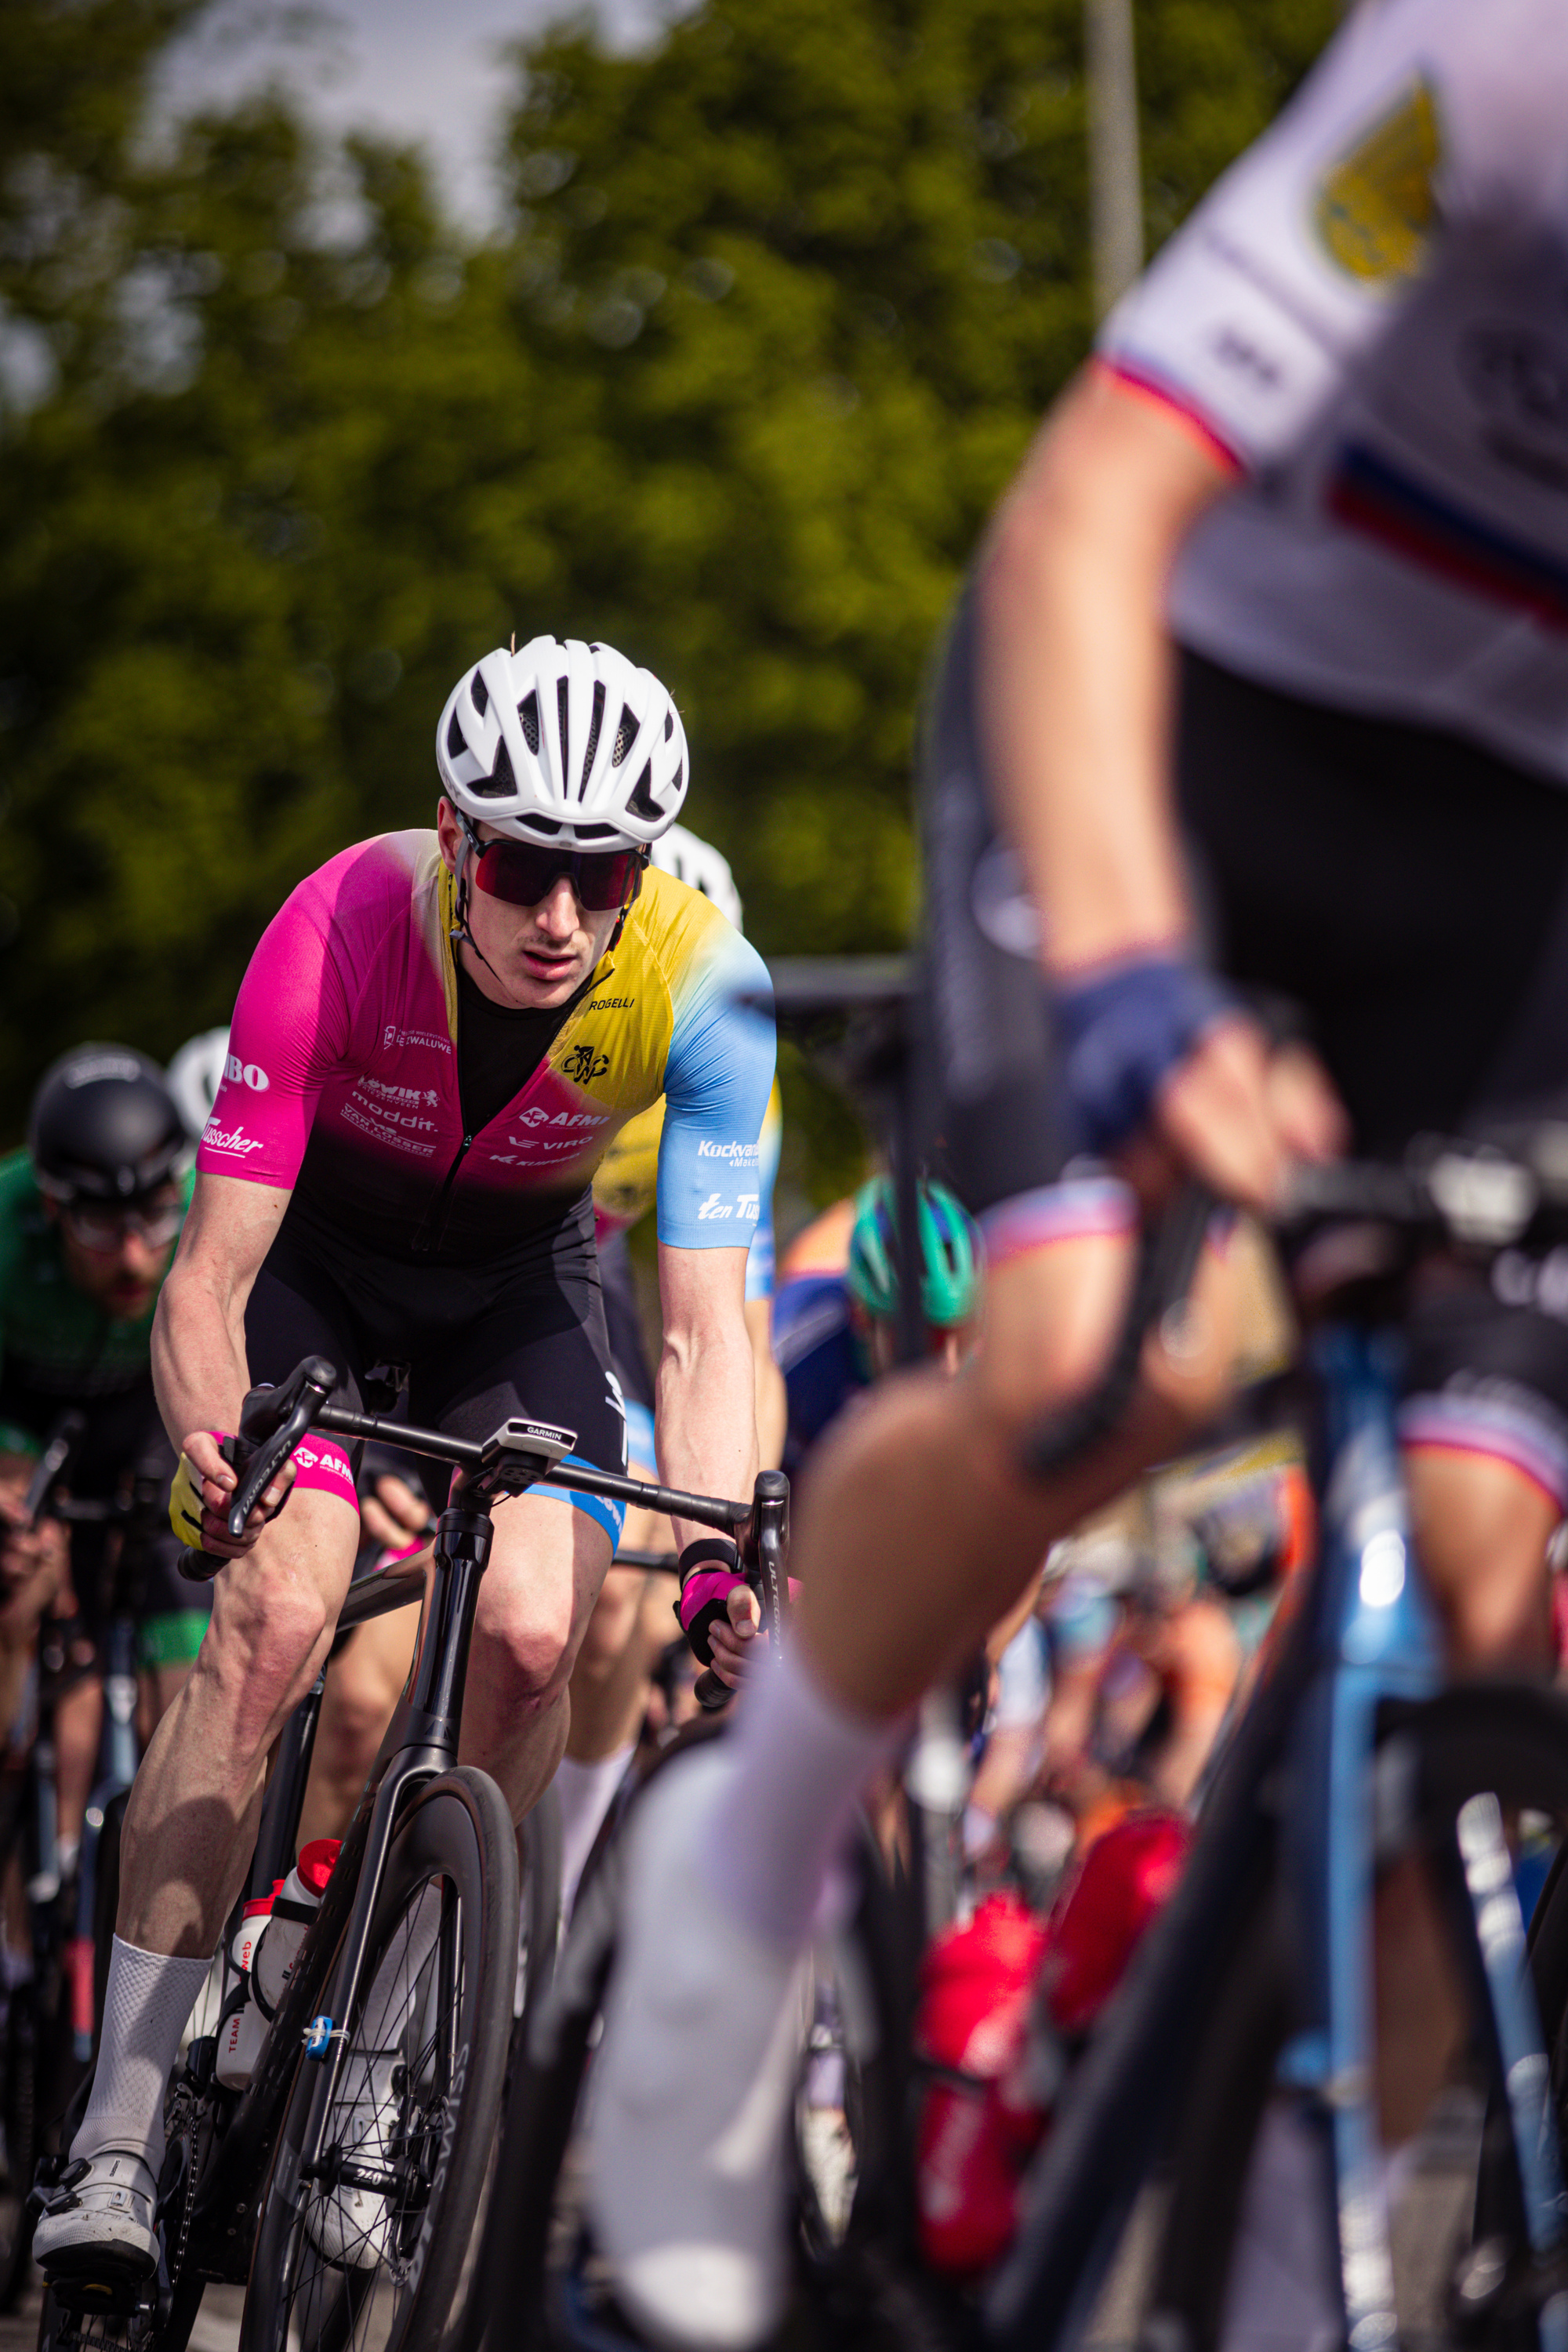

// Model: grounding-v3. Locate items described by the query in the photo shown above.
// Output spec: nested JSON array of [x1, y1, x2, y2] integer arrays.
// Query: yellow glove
[[169, 1441, 226, 1549]]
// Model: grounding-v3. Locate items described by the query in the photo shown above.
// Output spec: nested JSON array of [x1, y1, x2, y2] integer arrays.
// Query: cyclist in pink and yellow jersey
[[37, 635, 775, 2290]]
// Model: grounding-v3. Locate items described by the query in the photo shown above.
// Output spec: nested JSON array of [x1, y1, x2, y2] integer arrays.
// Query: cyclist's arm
[[981, 376, 1292, 1206], [652, 911, 776, 1677], [151, 1171, 295, 1553], [974, 0, 1557, 1200], [655, 1240, 757, 1552]]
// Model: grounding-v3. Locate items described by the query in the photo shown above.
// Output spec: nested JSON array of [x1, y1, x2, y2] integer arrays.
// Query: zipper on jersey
[[412, 1131, 474, 1255]]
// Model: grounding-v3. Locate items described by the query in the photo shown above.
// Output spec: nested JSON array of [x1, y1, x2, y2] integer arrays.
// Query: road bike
[[34, 1357, 777, 2352], [479, 1130, 1568, 2352]]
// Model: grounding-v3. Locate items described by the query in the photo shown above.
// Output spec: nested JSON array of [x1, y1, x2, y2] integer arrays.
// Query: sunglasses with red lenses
[[470, 837, 646, 913]]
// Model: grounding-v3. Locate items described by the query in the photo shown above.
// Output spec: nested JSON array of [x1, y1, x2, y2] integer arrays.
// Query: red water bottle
[[914, 1811, 1192, 2278], [1042, 1810, 1191, 2035], [914, 1893, 1048, 2275]]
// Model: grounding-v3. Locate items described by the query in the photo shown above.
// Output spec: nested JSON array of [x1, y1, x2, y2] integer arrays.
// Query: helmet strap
[[604, 852, 648, 954], [448, 812, 508, 989]]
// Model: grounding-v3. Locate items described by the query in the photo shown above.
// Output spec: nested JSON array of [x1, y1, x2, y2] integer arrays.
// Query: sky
[[155, 0, 680, 235]]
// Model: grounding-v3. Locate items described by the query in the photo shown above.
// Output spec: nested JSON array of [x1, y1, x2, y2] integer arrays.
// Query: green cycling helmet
[[845, 1175, 980, 1330]]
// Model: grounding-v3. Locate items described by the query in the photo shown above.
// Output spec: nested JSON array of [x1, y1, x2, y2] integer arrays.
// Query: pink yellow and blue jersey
[[198, 831, 776, 1263]]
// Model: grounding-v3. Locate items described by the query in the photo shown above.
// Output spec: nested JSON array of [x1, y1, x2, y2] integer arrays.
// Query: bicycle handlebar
[[1019, 1129, 1568, 1486], [183, 1360, 760, 1584]]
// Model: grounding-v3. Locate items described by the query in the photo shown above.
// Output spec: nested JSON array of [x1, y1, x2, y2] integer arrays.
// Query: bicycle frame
[[178, 1397, 778, 2285], [986, 1321, 1566, 2352]]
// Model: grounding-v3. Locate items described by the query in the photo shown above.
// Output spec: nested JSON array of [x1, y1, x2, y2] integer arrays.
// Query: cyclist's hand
[[1120, 1021, 1345, 1214], [707, 1583, 762, 1689], [361, 1473, 431, 1554], [173, 1428, 296, 1559]]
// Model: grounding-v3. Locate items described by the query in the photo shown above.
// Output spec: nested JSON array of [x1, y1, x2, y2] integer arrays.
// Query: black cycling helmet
[[28, 1045, 191, 1205]]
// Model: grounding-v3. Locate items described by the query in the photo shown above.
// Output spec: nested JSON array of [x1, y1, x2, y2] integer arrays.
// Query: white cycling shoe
[[305, 2052, 401, 2269], [34, 2148, 159, 2286], [586, 1746, 807, 2352]]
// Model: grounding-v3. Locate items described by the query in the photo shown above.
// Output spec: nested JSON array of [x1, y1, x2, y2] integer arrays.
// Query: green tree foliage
[[0, 0, 1337, 1130]]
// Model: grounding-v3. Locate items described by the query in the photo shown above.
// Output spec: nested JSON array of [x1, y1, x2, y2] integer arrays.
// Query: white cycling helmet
[[649, 824, 743, 933], [167, 1026, 230, 1142], [436, 636, 689, 851]]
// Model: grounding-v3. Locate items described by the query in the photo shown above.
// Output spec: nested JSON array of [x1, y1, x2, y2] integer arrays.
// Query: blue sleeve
[[655, 927, 777, 1250], [744, 1082, 783, 1301]]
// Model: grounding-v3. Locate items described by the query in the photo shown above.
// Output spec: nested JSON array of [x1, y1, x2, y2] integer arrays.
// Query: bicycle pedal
[[48, 2264, 158, 2322]]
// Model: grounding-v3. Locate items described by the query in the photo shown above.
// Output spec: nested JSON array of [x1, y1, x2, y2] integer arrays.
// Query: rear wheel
[[1143, 1686, 1568, 2352]]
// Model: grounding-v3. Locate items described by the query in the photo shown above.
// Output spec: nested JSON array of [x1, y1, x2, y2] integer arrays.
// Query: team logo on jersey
[[201, 1121, 265, 1156], [1314, 78, 1440, 284], [562, 1043, 611, 1085]]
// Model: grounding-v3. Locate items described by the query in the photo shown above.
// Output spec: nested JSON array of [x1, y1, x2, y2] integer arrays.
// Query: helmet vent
[[626, 760, 660, 823], [612, 706, 639, 765], [582, 681, 605, 789], [446, 709, 466, 760], [664, 711, 673, 740], [557, 677, 572, 786], [473, 738, 514, 799], [518, 691, 539, 753], [471, 670, 489, 717]]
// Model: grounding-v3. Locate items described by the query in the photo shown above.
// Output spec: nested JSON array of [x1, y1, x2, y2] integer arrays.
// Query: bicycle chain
[[165, 2079, 202, 2290]]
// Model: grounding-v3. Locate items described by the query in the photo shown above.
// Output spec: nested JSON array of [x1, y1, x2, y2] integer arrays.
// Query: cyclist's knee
[[1405, 1446, 1557, 1673], [971, 1229, 1239, 1456], [476, 1523, 601, 1709], [203, 1552, 340, 1728]]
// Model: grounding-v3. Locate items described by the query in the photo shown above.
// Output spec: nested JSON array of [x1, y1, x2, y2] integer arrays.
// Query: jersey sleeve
[[196, 877, 354, 1189], [743, 1080, 783, 1301], [656, 926, 777, 1251], [1098, 0, 1568, 474]]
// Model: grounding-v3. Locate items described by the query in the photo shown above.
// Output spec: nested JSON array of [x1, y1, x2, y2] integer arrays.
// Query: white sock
[[700, 1642, 897, 1947], [555, 1746, 635, 1922], [74, 1937, 213, 2177]]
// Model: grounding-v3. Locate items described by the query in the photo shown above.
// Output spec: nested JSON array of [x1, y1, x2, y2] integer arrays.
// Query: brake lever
[[226, 1356, 339, 1538]]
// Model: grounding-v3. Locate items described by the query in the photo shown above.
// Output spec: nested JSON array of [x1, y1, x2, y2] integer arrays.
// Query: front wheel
[[240, 1766, 517, 2352], [1143, 1685, 1568, 2352]]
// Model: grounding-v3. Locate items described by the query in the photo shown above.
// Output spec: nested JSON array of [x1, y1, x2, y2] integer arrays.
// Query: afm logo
[[562, 1043, 611, 1085]]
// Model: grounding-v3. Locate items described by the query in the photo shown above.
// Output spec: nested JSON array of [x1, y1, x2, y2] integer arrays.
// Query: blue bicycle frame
[[989, 1321, 1568, 2352]]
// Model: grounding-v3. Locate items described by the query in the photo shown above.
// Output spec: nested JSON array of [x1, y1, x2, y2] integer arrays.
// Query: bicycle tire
[[239, 1765, 517, 2352], [477, 1728, 905, 2352], [0, 1980, 39, 2311], [443, 1784, 562, 2352], [1142, 1683, 1568, 2352]]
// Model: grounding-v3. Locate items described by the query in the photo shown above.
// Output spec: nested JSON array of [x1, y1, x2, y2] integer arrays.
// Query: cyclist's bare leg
[[117, 1484, 361, 1956], [1405, 1447, 1557, 1672], [568, 1544, 661, 1762], [460, 1490, 612, 1822], [298, 1602, 420, 1847], [797, 1228, 1240, 1719], [56, 1668, 102, 1854]]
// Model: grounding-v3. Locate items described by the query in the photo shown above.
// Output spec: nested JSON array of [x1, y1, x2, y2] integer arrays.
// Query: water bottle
[[215, 1890, 279, 2090], [252, 1838, 342, 2016]]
